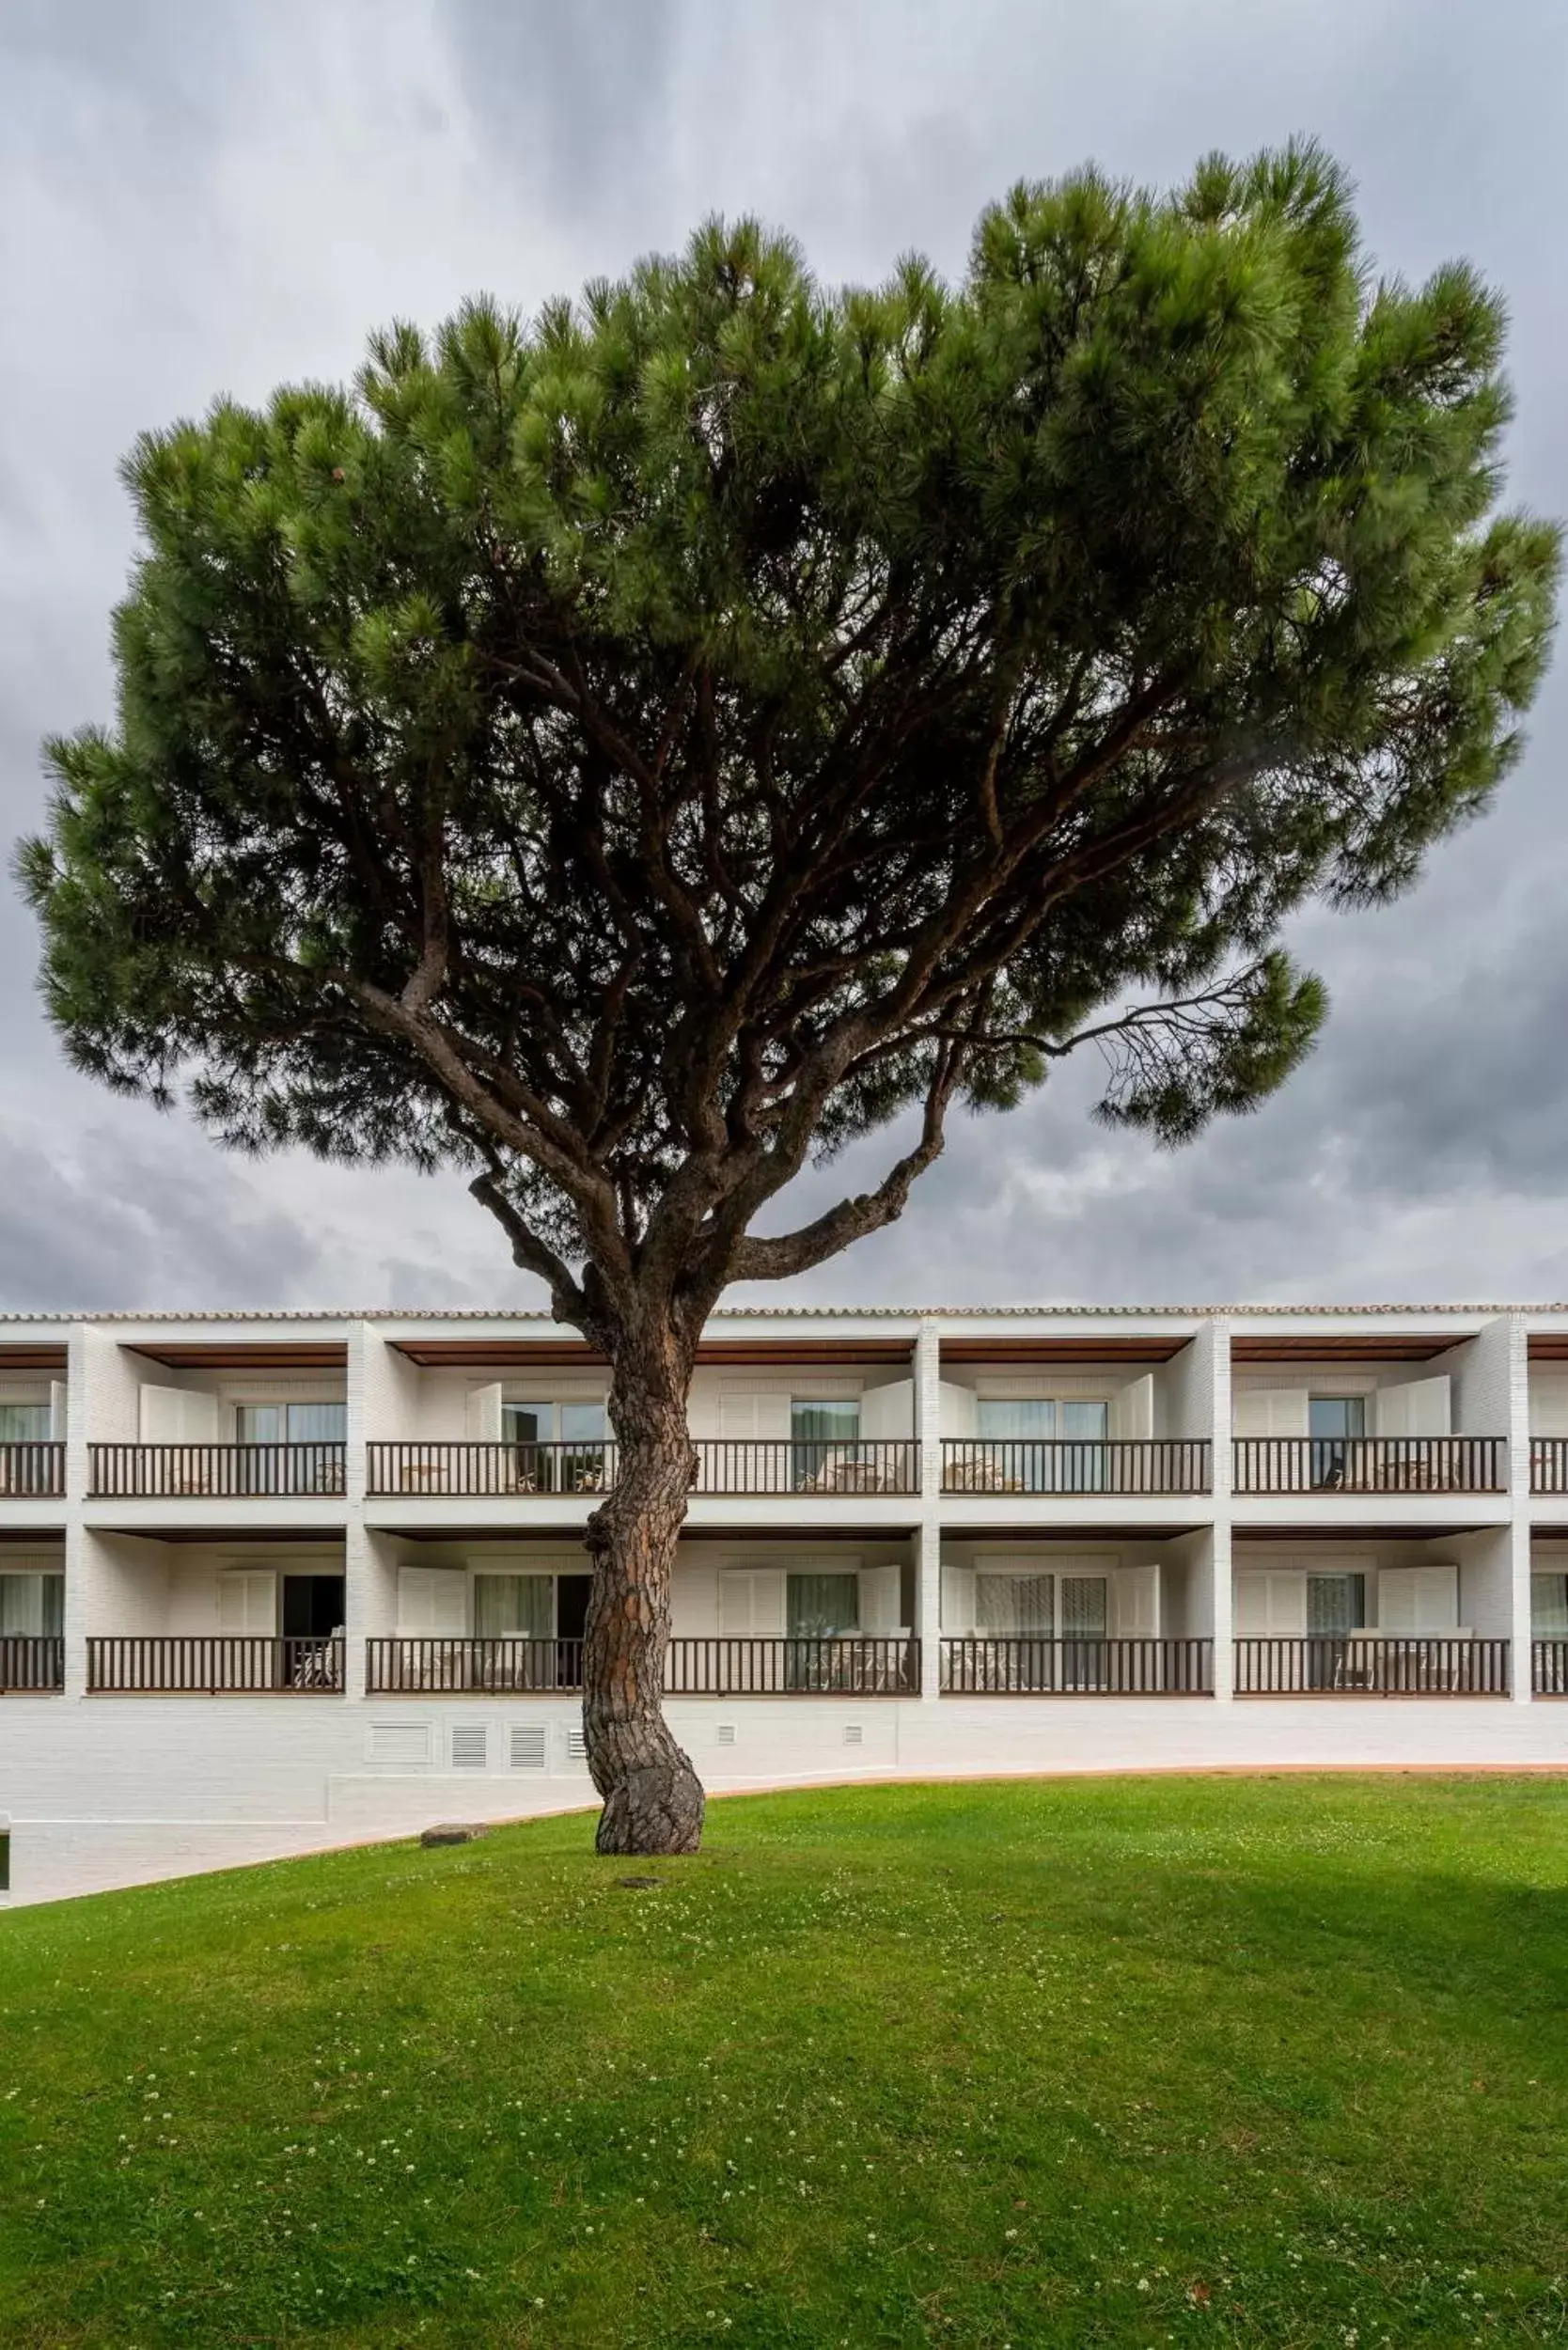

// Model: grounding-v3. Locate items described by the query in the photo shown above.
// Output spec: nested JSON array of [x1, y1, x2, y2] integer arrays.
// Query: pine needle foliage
[[19, 143, 1557, 1335]]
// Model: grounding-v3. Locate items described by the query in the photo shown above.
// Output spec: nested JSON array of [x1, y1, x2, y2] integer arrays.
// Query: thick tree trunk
[[582, 1339, 705, 1856]]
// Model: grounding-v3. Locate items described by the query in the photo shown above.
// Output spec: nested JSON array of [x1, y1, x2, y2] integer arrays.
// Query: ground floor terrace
[[6, 1526, 1568, 1701]]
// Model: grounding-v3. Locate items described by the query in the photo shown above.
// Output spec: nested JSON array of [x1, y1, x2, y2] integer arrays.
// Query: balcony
[[88, 1443, 347, 1499], [940, 1636, 1213, 1693], [367, 1636, 584, 1691], [941, 1438, 1210, 1495], [86, 1635, 345, 1693], [1531, 1440, 1568, 1495], [0, 1636, 65, 1693], [366, 1439, 921, 1499], [366, 1635, 919, 1696], [1534, 1639, 1568, 1696], [1231, 1437, 1505, 1496], [0, 1443, 66, 1498], [1233, 1636, 1510, 1694]]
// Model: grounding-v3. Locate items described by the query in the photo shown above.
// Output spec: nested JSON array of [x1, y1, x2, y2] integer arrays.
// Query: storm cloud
[[2, 0, 1565, 1311]]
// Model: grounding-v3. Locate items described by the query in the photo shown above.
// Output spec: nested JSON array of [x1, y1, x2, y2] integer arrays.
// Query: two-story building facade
[[3, 1301, 1567, 1905]]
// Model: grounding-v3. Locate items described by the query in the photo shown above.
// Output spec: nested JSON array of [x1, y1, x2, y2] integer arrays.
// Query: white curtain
[[474, 1574, 554, 1638], [976, 1573, 1055, 1636], [0, 1574, 62, 1636]]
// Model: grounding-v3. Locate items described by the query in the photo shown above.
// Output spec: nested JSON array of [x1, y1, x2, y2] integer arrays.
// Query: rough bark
[[582, 1327, 706, 1856]]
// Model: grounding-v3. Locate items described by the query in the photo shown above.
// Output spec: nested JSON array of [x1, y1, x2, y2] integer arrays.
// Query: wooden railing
[[1533, 1640, 1568, 1696], [1232, 1437, 1506, 1495], [365, 1635, 918, 1695], [693, 1441, 918, 1496], [367, 1637, 585, 1692], [941, 1440, 1211, 1495], [1233, 1636, 1510, 1694], [88, 1443, 347, 1498], [1530, 1440, 1568, 1494], [0, 1636, 65, 1693], [368, 1442, 614, 1496], [86, 1636, 344, 1693], [0, 1442, 66, 1497], [366, 1439, 920, 1498], [941, 1637, 1214, 1693], [663, 1636, 918, 1694]]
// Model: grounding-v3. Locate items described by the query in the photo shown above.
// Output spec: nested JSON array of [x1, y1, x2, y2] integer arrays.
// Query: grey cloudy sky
[[2, 0, 1565, 1312]]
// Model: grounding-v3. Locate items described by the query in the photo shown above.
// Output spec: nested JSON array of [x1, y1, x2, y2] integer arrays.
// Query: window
[[0, 1574, 64, 1637], [1309, 1396, 1365, 1488], [502, 1402, 609, 1493], [0, 1833, 8, 1896], [975, 1398, 1108, 1491], [1531, 1574, 1568, 1637], [791, 1400, 861, 1491], [235, 1402, 346, 1493], [786, 1573, 859, 1637], [474, 1573, 555, 1639], [1306, 1572, 1366, 1636], [0, 1404, 50, 1444], [236, 1402, 347, 1444], [976, 1571, 1055, 1637], [1060, 1575, 1109, 1638]]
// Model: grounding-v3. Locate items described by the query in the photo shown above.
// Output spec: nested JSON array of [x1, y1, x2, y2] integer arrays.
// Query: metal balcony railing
[[366, 1439, 920, 1498], [86, 1636, 344, 1693], [365, 1635, 919, 1696], [0, 1442, 66, 1497], [0, 1636, 65, 1693], [1232, 1437, 1506, 1495], [1232, 1636, 1510, 1694], [941, 1439, 1211, 1495], [88, 1444, 347, 1498], [940, 1636, 1213, 1693]]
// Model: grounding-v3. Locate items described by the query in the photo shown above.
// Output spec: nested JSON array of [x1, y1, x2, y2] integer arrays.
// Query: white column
[[60, 1323, 90, 1700], [1209, 1317, 1234, 1702], [916, 1318, 943, 1700], [342, 1321, 370, 1701], [1503, 1311, 1533, 1703]]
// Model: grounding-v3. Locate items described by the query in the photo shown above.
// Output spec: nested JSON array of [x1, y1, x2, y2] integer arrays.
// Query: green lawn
[[3, 1778, 1568, 2346]]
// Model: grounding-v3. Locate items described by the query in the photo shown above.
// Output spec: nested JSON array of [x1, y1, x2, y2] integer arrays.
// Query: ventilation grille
[[368, 1721, 431, 1768], [451, 1724, 488, 1771], [510, 1724, 547, 1770], [842, 1723, 864, 1747], [565, 1728, 588, 1763], [715, 1722, 736, 1747]]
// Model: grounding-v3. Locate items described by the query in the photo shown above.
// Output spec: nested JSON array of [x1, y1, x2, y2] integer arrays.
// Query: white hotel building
[[3, 1301, 1568, 1906]]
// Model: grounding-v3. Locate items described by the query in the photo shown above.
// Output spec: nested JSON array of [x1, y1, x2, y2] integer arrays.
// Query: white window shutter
[[750, 1569, 786, 1635], [716, 1393, 759, 1441], [1377, 1563, 1458, 1634], [1108, 1375, 1154, 1440], [938, 1382, 978, 1438], [717, 1570, 753, 1634], [859, 1561, 903, 1633], [48, 1381, 68, 1441], [140, 1385, 220, 1441], [859, 1380, 913, 1440], [219, 1571, 276, 1635], [1231, 1387, 1309, 1438], [940, 1561, 977, 1633], [718, 1568, 786, 1635], [1374, 1375, 1450, 1439], [1113, 1563, 1158, 1637], [1234, 1571, 1307, 1635], [465, 1383, 503, 1441], [1531, 1378, 1568, 1437], [398, 1564, 465, 1636]]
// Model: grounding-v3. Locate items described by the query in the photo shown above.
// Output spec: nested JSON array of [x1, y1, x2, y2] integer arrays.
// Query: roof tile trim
[[0, 1303, 1565, 1324]]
